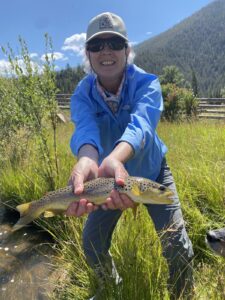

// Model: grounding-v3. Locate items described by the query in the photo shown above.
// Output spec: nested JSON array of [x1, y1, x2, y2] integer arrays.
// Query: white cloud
[[17, 58, 44, 74], [0, 49, 68, 76], [30, 53, 39, 58], [0, 58, 44, 76], [54, 65, 60, 71], [41, 52, 68, 62], [0, 51, 69, 76], [62, 33, 86, 56], [0, 60, 13, 76], [130, 41, 138, 46], [146, 31, 153, 35]]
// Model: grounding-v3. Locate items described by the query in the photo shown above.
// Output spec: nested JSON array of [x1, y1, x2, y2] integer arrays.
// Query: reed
[[0, 120, 225, 299]]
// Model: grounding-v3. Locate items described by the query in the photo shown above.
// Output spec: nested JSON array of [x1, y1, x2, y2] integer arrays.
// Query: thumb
[[73, 174, 84, 194], [98, 165, 105, 178], [115, 165, 128, 186]]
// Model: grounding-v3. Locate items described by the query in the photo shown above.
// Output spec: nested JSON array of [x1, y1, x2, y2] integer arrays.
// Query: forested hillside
[[55, 0, 225, 97], [56, 64, 85, 94], [134, 0, 225, 96]]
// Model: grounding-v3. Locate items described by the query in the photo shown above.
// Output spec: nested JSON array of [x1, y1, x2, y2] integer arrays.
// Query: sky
[[0, 0, 214, 75]]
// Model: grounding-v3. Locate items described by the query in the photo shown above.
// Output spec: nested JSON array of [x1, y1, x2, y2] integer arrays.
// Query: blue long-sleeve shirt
[[70, 64, 167, 180]]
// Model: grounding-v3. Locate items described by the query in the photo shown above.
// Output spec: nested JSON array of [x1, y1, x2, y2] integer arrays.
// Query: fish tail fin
[[12, 214, 36, 232], [12, 202, 37, 232]]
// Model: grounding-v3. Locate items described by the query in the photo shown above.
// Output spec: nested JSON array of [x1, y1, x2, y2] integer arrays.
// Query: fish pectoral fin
[[16, 202, 31, 217], [132, 203, 139, 220], [91, 197, 105, 205], [44, 211, 56, 218], [43, 209, 64, 218], [131, 184, 141, 197]]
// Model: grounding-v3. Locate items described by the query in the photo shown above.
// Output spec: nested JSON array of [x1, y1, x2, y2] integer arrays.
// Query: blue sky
[[0, 0, 213, 75]]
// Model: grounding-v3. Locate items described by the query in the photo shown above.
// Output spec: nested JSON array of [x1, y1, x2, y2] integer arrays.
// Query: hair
[[82, 43, 135, 74]]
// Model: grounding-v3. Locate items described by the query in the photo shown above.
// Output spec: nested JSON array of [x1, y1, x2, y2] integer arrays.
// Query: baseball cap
[[86, 12, 128, 43]]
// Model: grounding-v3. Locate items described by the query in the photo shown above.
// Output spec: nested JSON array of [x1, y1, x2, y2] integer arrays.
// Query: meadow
[[0, 120, 225, 300]]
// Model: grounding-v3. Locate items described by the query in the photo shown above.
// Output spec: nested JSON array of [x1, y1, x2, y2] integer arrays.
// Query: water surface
[[0, 202, 59, 300]]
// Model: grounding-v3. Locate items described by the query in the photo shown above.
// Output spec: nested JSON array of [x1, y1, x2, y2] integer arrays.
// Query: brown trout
[[12, 176, 174, 231]]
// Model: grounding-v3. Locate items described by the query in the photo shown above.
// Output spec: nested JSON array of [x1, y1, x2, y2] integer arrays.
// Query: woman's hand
[[66, 197, 98, 217], [69, 156, 98, 194], [98, 156, 135, 211], [66, 145, 99, 217]]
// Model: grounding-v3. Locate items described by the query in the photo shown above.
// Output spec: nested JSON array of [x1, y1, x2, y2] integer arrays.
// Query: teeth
[[101, 61, 114, 65]]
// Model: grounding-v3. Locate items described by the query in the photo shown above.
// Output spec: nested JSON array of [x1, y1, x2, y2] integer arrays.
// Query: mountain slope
[[134, 0, 225, 96]]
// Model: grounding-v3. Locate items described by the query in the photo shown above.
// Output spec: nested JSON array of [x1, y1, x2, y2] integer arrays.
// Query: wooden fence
[[56, 94, 225, 120], [197, 98, 225, 120], [56, 94, 71, 109]]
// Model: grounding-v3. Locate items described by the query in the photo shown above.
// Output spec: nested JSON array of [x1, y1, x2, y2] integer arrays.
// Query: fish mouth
[[164, 190, 174, 197], [159, 190, 174, 202], [161, 197, 173, 204]]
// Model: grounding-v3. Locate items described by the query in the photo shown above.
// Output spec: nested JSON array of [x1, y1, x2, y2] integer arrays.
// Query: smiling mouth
[[101, 61, 115, 66]]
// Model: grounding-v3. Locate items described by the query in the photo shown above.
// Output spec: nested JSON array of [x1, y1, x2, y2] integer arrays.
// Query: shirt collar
[[96, 73, 125, 99]]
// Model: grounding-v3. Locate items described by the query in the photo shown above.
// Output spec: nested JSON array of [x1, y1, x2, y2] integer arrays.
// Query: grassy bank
[[0, 120, 225, 299]]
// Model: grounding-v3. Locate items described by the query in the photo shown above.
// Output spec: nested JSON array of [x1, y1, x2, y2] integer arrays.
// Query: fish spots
[[84, 178, 111, 190], [12, 176, 173, 231]]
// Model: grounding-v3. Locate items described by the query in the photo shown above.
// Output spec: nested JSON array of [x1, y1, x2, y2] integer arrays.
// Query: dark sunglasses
[[86, 36, 128, 52]]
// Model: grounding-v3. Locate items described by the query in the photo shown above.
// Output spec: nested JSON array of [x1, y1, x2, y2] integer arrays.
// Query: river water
[[0, 202, 60, 300]]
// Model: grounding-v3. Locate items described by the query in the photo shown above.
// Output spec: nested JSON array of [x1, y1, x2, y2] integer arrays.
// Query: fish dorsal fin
[[131, 184, 141, 197]]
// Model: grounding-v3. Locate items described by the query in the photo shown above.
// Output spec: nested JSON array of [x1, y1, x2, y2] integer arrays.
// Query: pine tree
[[191, 69, 198, 96]]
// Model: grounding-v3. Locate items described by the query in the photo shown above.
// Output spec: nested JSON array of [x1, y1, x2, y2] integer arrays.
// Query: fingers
[[120, 193, 135, 208], [98, 157, 128, 182], [101, 189, 134, 211], [66, 199, 98, 217], [98, 165, 105, 178], [66, 191, 133, 215], [69, 157, 99, 195], [69, 169, 84, 194], [74, 176, 84, 194], [115, 165, 128, 185]]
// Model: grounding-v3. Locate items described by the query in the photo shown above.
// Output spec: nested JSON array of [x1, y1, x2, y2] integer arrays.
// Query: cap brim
[[86, 31, 128, 43]]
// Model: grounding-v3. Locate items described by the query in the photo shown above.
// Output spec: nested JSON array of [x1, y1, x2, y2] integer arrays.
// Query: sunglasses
[[86, 36, 127, 52]]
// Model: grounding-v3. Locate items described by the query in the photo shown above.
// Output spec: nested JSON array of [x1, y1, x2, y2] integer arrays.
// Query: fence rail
[[56, 94, 225, 120], [56, 94, 71, 109], [197, 98, 225, 120]]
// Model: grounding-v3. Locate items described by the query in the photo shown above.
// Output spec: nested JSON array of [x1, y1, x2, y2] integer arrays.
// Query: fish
[[12, 176, 174, 231], [206, 228, 225, 258]]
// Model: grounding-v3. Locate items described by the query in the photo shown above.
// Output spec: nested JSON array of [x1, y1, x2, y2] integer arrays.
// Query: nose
[[100, 42, 112, 52]]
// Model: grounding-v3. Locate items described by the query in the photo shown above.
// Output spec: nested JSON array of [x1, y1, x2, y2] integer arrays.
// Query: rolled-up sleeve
[[115, 76, 163, 157], [70, 82, 103, 156]]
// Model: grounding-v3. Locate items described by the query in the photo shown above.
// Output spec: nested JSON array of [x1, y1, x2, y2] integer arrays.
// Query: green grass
[[1, 120, 225, 299]]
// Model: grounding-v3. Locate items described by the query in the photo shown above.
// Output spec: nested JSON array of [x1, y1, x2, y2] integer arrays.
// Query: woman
[[67, 12, 194, 299]]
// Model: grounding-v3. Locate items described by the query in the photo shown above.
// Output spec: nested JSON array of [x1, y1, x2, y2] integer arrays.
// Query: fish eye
[[159, 185, 166, 191]]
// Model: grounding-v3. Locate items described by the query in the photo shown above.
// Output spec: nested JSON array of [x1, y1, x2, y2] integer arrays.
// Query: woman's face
[[86, 34, 130, 86]]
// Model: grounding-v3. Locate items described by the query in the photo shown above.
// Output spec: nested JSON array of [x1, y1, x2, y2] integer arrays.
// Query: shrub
[[0, 35, 60, 189], [161, 83, 198, 121]]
